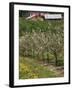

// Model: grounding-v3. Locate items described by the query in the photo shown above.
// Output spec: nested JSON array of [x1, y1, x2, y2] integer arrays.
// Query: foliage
[[19, 17, 64, 79]]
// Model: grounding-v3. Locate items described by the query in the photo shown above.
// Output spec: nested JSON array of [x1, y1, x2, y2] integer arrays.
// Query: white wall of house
[[45, 14, 62, 19]]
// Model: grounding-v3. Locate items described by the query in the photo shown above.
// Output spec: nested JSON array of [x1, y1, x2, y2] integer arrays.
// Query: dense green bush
[[19, 18, 64, 35]]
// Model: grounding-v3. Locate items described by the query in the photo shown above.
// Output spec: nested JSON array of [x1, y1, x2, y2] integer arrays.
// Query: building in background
[[26, 12, 63, 21]]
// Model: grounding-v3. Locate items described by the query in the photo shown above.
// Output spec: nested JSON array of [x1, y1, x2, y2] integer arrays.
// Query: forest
[[19, 12, 64, 79]]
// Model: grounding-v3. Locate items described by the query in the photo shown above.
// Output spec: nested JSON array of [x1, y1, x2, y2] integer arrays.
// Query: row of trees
[[19, 29, 64, 66]]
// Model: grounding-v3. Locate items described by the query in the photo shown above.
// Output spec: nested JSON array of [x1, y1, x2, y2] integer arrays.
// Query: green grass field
[[19, 57, 64, 79]]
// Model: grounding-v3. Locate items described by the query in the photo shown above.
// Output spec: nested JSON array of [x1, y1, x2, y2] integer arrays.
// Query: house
[[44, 13, 62, 20], [26, 12, 44, 21], [26, 12, 63, 21]]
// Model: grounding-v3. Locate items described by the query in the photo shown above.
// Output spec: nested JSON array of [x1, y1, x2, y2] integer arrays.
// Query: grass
[[19, 57, 64, 79]]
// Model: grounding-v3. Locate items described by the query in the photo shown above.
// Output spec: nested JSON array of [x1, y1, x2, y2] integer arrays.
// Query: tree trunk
[[54, 52, 58, 66], [32, 49, 34, 58], [47, 53, 50, 63], [46, 49, 50, 63]]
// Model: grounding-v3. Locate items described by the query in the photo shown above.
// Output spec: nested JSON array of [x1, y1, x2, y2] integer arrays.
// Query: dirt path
[[44, 64, 64, 77]]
